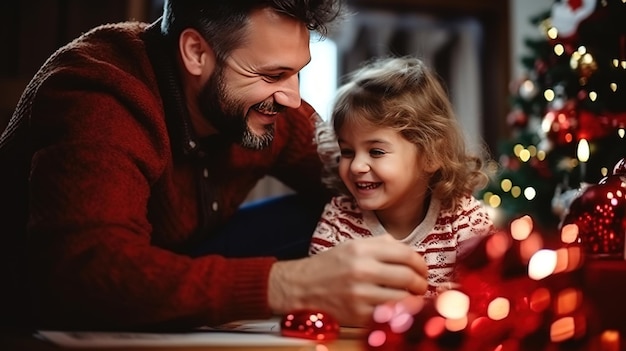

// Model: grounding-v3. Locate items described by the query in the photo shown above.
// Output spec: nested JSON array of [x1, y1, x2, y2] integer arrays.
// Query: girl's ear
[[179, 28, 216, 77]]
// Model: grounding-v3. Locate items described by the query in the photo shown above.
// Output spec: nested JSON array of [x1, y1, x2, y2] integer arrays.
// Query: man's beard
[[198, 67, 276, 150]]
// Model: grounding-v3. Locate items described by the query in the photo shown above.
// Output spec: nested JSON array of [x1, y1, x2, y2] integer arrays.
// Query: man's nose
[[273, 74, 301, 109]]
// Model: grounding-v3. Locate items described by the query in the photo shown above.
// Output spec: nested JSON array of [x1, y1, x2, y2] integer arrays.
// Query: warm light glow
[[560, 223, 579, 244], [610, 82, 618, 92], [554, 44, 564, 56], [600, 330, 620, 351], [589, 91, 598, 101], [528, 249, 557, 280], [537, 150, 546, 160], [520, 80, 535, 96], [367, 330, 387, 347], [487, 297, 510, 321], [487, 232, 511, 260], [445, 316, 468, 332], [424, 316, 446, 338], [510, 215, 533, 240], [555, 288, 581, 315], [511, 186, 522, 198], [553, 248, 569, 274], [500, 179, 512, 192], [524, 187, 537, 200], [372, 305, 394, 323], [570, 51, 582, 69], [577, 139, 590, 162], [541, 112, 554, 132], [519, 149, 531, 162], [619, 129, 625, 138], [544, 89, 555, 101], [547, 27, 558, 39], [530, 288, 551, 312], [488, 194, 502, 208], [389, 312, 414, 334], [436, 290, 470, 320], [566, 246, 583, 272], [550, 317, 576, 342], [513, 144, 524, 156], [520, 232, 544, 262]]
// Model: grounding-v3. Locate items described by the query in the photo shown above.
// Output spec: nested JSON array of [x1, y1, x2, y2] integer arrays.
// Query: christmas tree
[[480, 0, 626, 232]]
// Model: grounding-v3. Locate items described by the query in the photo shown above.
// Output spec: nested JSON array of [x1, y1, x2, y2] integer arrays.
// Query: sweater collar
[[142, 18, 201, 160]]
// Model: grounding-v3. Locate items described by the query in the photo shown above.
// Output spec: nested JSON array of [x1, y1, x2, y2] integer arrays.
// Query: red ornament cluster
[[280, 309, 340, 341], [562, 158, 626, 258]]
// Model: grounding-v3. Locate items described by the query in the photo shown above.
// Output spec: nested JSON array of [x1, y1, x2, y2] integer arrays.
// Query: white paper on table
[[35, 318, 314, 348]]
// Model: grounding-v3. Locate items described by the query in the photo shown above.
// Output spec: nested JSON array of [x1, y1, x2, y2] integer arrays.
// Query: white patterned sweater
[[309, 195, 494, 296]]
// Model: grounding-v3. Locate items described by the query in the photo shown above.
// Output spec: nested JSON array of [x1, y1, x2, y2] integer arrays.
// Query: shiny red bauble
[[562, 158, 626, 259], [280, 309, 340, 341]]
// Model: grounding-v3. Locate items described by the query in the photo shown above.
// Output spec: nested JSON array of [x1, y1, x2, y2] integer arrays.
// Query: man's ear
[[179, 28, 215, 77]]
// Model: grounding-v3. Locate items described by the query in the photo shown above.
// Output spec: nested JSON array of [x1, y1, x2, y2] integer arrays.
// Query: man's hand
[[268, 234, 428, 326]]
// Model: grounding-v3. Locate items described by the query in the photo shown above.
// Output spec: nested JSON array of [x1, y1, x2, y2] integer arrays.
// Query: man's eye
[[264, 74, 283, 82]]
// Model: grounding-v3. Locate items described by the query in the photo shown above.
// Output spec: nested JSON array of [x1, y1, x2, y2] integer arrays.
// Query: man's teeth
[[255, 107, 277, 115]]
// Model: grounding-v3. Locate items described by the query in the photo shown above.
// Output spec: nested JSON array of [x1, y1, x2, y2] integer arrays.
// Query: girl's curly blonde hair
[[316, 56, 490, 212]]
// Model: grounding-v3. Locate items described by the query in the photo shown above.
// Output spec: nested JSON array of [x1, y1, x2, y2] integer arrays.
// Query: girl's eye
[[339, 149, 354, 158], [370, 149, 386, 157]]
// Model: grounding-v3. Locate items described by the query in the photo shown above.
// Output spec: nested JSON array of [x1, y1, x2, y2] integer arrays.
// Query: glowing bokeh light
[[519, 149, 531, 162], [560, 223, 578, 244], [389, 312, 414, 334], [486, 232, 511, 260], [445, 316, 468, 332], [501, 179, 512, 192], [550, 316, 575, 342], [524, 187, 537, 200], [577, 139, 590, 162], [424, 316, 446, 338], [555, 288, 582, 315], [554, 44, 564, 56], [510, 215, 533, 240], [367, 329, 386, 347], [487, 297, 510, 321], [528, 249, 557, 280], [511, 186, 522, 198], [519, 232, 544, 262], [372, 305, 394, 323], [529, 288, 551, 313], [436, 290, 470, 320]]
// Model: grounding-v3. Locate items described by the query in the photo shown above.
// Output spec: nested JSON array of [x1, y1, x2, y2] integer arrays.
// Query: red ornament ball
[[280, 309, 340, 341], [562, 172, 626, 259]]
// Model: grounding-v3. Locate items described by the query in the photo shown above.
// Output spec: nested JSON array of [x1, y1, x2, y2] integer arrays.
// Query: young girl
[[311, 56, 494, 296]]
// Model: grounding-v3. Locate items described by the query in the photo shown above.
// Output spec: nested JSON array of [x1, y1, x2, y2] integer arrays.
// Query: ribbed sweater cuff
[[225, 257, 277, 321]]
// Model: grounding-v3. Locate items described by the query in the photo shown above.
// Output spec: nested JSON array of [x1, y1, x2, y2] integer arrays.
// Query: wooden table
[[2, 328, 624, 351], [0, 328, 366, 351]]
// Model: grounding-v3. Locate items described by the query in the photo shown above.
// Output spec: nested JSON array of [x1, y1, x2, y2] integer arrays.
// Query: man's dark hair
[[161, 0, 343, 62]]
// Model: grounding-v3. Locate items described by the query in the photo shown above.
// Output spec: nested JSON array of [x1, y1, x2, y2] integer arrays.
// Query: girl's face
[[336, 120, 433, 214]]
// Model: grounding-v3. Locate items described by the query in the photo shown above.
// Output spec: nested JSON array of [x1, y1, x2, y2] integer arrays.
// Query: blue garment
[[189, 194, 323, 260]]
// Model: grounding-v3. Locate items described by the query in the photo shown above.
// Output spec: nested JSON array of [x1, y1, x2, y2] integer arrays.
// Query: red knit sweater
[[0, 21, 328, 330]]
